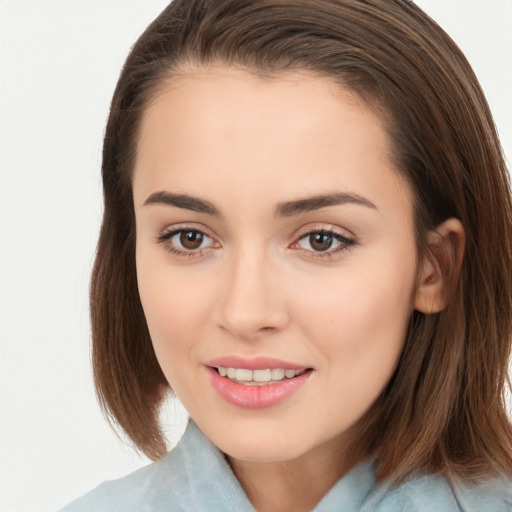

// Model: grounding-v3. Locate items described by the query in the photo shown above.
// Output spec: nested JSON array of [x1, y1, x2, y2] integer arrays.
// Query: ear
[[414, 218, 466, 314]]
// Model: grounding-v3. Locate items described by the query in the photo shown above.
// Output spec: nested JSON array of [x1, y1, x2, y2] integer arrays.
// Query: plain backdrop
[[1, 1, 511, 511]]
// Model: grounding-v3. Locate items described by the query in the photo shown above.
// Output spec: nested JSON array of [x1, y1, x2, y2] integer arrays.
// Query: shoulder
[[57, 444, 189, 512], [364, 471, 512, 512], [57, 421, 254, 512]]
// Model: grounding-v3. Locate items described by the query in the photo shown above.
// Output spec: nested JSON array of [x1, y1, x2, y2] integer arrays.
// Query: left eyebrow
[[275, 192, 377, 217], [143, 191, 221, 216]]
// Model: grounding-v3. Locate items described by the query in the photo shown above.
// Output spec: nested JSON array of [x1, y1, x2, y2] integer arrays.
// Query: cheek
[[135, 251, 215, 377], [294, 250, 417, 382]]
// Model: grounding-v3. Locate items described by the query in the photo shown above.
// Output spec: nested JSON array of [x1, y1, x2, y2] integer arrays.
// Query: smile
[[216, 367, 306, 385], [207, 362, 313, 409]]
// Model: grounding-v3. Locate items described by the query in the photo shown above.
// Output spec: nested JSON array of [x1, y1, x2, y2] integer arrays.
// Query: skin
[[132, 66, 461, 511]]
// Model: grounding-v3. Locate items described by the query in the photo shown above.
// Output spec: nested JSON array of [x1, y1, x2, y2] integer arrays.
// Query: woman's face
[[133, 67, 420, 465]]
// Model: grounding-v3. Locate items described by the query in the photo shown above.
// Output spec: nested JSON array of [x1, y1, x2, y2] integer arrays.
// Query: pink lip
[[205, 355, 308, 371], [206, 366, 312, 409]]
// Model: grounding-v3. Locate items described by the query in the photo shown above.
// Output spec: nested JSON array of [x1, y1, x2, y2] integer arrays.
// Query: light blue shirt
[[59, 421, 512, 511]]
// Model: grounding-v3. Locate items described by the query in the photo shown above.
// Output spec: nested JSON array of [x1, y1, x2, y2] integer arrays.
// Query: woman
[[60, 0, 512, 510]]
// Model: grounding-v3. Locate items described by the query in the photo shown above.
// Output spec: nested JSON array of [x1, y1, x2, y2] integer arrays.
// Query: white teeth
[[235, 369, 253, 381], [271, 368, 285, 380], [216, 367, 304, 384], [253, 369, 272, 382]]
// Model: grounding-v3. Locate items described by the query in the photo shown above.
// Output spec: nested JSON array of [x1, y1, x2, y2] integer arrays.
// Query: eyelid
[[156, 223, 221, 258], [155, 222, 356, 259], [291, 223, 356, 242], [289, 223, 357, 258], [157, 221, 217, 239]]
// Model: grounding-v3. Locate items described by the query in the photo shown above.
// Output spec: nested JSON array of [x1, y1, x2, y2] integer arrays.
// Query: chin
[[202, 419, 313, 462], [223, 440, 305, 463]]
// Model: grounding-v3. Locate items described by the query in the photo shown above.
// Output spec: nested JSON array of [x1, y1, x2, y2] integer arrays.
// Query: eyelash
[[293, 229, 356, 259], [156, 226, 356, 260], [157, 226, 216, 259]]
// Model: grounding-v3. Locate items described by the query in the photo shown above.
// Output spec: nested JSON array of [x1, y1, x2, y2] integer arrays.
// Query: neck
[[228, 437, 359, 512]]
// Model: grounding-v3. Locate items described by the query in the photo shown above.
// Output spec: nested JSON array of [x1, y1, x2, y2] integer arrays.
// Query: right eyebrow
[[143, 191, 221, 216], [274, 192, 377, 217]]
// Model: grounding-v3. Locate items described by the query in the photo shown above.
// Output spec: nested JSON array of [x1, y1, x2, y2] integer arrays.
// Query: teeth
[[271, 368, 285, 380], [216, 367, 304, 385], [235, 369, 253, 381], [253, 369, 272, 382]]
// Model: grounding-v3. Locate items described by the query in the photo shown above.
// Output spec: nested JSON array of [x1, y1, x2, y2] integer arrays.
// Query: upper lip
[[205, 355, 310, 371]]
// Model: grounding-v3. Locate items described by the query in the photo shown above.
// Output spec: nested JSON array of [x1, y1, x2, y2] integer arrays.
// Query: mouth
[[205, 358, 313, 409], [213, 366, 309, 385]]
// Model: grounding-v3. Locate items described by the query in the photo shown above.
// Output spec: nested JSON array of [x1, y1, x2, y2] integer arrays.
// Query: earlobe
[[414, 218, 466, 314]]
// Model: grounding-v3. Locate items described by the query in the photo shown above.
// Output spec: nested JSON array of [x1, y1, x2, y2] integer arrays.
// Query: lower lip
[[207, 367, 311, 409]]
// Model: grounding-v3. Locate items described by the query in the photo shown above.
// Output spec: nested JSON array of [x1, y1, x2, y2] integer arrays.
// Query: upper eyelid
[[157, 227, 218, 258], [294, 230, 356, 248], [155, 223, 356, 246], [297, 232, 353, 245], [291, 223, 356, 241], [158, 223, 216, 239], [156, 226, 218, 255]]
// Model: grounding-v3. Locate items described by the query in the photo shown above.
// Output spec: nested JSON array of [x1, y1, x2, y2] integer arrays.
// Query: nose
[[216, 249, 290, 340]]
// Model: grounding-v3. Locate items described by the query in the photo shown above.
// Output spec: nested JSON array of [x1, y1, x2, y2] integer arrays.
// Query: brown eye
[[295, 229, 355, 256], [158, 227, 217, 257], [309, 232, 333, 251], [179, 230, 204, 250]]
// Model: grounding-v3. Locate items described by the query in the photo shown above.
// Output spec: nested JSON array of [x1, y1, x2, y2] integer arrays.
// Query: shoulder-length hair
[[91, 0, 512, 481]]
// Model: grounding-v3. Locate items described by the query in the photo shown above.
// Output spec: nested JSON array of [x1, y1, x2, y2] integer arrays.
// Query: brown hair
[[91, 0, 512, 481]]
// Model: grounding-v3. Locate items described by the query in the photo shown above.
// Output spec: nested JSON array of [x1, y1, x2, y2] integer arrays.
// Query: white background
[[1, 1, 511, 511]]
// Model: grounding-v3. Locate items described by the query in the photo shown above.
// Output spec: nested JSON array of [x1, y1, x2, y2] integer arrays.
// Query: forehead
[[133, 66, 412, 218], [137, 66, 384, 158]]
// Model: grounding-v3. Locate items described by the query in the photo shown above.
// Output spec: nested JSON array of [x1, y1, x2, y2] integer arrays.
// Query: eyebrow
[[143, 190, 376, 217], [275, 192, 377, 217], [143, 191, 221, 215]]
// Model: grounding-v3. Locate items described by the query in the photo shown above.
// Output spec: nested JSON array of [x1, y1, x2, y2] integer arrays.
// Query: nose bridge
[[217, 243, 288, 339]]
